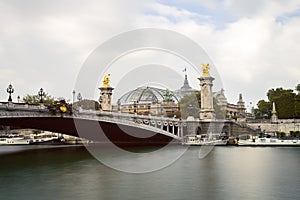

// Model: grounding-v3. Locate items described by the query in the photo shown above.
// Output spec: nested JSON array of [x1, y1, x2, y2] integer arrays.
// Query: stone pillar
[[271, 102, 278, 123], [237, 93, 246, 116], [99, 87, 114, 111], [199, 76, 215, 120]]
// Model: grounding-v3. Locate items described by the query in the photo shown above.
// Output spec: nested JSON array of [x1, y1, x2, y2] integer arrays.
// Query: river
[[0, 145, 299, 200]]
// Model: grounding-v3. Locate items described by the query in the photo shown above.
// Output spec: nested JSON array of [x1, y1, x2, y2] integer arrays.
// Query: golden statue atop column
[[102, 74, 111, 87], [201, 64, 210, 77], [199, 63, 215, 120], [99, 73, 114, 111]]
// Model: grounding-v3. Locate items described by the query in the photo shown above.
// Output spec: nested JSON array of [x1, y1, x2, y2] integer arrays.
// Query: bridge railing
[[0, 104, 185, 139], [0, 102, 47, 111], [75, 109, 184, 138]]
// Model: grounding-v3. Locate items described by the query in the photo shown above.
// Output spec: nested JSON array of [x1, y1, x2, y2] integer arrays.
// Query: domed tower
[[118, 86, 179, 117], [175, 69, 197, 99]]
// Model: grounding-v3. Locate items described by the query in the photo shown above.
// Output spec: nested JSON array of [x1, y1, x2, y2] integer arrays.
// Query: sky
[[0, 0, 300, 111]]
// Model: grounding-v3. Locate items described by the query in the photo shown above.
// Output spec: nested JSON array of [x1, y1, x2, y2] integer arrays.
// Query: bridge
[[0, 101, 258, 146], [0, 102, 186, 145]]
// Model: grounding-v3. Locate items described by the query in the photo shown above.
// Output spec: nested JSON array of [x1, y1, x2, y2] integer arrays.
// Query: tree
[[266, 88, 296, 119], [255, 100, 272, 119], [213, 98, 226, 119], [255, 85, 300, 119], [296, 84, 300, 94], [179, 92, 200, 119], [267, 88, 293, 102], [275, 92, 295, 119], [295, 93, 300, 118], [23, 93, 54, 105], [179, 91, 225, 119]]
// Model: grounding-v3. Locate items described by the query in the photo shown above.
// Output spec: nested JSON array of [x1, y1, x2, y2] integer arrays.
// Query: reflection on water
[[0, 145, 299, 200]]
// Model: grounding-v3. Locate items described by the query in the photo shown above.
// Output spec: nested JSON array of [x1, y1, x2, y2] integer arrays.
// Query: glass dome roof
[[119, 86, 178, 104]]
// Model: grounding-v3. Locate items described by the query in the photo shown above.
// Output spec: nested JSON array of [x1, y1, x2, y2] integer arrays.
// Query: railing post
[[172, 122, 175, 135], [166, 122, 169, 132]]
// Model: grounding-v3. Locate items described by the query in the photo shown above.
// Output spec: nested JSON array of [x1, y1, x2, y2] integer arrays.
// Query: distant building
[[214, 89, 246, 119], [112, 73, 246, 120], [175, 73, 197, 98], [113, 86, 180, 117]]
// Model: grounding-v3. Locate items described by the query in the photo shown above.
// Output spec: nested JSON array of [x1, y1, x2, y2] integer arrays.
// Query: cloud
[[0, 0, 299, 108], [136, 1, 300, 105], [0, 0, 144, 100]]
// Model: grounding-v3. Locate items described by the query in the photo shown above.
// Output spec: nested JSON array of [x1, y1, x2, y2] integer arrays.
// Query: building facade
[[111, 74, 246, 120]]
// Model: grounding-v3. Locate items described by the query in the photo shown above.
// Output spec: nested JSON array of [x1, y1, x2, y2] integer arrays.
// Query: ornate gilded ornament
[[102, 74, 111, 87], [60, 105, 67, 113], [163, 89, 174, 101], [201, 64, 210, 77]]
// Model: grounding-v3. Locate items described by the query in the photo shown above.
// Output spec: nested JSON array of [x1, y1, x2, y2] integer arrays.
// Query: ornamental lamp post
[[117, 99, 121, 112], [38, 88, 44, 103], [77, 93, 82, 101], [72, 90, 75, 103], [133, 101, 137, 114], [7, 84, 14, 102]]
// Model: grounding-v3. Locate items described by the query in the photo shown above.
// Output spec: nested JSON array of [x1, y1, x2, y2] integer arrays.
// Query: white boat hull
[[0, 137, 33, 145], [238, 138, 300, 146], [182, 134, 228, 146]]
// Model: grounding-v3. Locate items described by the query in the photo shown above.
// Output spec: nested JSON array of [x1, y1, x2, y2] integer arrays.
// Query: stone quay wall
[[246, 119, 300, 135]]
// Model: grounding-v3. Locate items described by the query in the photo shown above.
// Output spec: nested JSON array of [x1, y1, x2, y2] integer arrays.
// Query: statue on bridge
[[201, 64, 210, 77], [102, 74, 111, 87], [163, 89, 174, 102]]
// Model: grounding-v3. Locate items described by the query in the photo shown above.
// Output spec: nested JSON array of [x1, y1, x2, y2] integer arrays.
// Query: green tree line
[[23, 93, 54, 105], [254, 84, 300, 119]]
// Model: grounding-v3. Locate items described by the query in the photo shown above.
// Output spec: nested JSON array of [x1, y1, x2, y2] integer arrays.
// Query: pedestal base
[[199, 109, 216, 121], [99, 87, 114, 112]]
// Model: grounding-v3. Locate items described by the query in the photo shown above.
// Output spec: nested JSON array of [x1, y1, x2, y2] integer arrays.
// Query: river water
[[0, 144, 299, 200]]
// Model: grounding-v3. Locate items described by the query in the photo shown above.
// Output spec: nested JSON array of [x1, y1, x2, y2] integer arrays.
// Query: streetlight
[[133, 101, 137, 113], [38, 88, 44, 103], [72, 90, 75, 103], [117, 99, 121, 112], [77, 93, 82, 101], [7, 84, 14, 102], [188, 104, 193, 116]]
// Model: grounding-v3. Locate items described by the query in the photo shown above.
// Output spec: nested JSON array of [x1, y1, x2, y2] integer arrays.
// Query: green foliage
[[23, 92, 54, 105], [179, 92, 200, 119], [267, 88, 293, 102], [296, 84, 300, 94], [295, 94, 300, 118], [213, 98, 226, 119], [290, 131, 300, 137], [255, 100, 272, 119], [275, 92, 295, 119], [179, 91, 225, 119], [256, 85, 300, 119], [277, 132, 286, 138]]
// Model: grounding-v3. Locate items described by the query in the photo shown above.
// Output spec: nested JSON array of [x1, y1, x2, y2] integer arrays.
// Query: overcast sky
[[0, 0, 299, 111]]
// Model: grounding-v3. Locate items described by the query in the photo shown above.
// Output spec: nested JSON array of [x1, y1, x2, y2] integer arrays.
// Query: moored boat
[[0, 136, 33, 145], [182, 133, 228, 146], [30, 132, 65, 144], [238, 134, 300, 146]]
